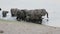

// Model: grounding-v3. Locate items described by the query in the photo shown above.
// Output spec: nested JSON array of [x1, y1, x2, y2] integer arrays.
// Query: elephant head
[[40, 9, 48, 18]]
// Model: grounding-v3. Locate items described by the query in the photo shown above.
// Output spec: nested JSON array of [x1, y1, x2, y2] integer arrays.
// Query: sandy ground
[[0, 20, 60, 34]]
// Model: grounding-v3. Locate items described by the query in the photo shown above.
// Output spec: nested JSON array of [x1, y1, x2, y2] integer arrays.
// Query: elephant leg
[[26, 18, 29, 22], [39, 19, 42, 24], [16, 17, 19, 21], [11, 14, 15, 17], [32, 19, 36, 23], [16, 17, 18, 20], [33, 19, 39, 24], [31, 19, 37, 23], [22, 17, 26, 21], [26, 18, 31, 22], [2, 13, 6, 17], [24, 16, 26, 21], [16, 17, 21, 21], [21, 17, 25, 21]]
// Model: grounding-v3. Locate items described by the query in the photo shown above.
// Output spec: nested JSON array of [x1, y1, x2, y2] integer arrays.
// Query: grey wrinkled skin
[[12, 8, 48, 24], [26, 9, 42, 20], [2, 11, 8, 17], [25, 9, 48, 24], [25, 9, 41, 23], [16, 9, 27, 21]]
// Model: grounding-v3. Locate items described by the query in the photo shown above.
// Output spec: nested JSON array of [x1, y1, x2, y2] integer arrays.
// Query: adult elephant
[[2, 11, 8, 17], [25, 9, 48, 24], [10, 8, 19, 17]]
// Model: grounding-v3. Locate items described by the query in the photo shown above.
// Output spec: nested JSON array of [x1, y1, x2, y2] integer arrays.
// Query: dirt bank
[[0, 19, 60, 34]]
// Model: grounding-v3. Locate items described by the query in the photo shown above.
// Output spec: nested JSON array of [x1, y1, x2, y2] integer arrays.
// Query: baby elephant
[[2, 11, 8, 17], [16, 9, 26, 21]]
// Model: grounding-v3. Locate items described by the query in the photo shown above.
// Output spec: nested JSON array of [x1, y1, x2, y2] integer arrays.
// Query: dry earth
[[0, 19, 60, 34]]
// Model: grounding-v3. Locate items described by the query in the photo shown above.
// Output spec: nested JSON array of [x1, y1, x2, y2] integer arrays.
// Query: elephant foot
[[2, 15, 6, 17], [21, 18, 25, 21], [31, 19, 37, 23], [11, 14, 15, 17], [38, 21, 42, 24], [32, 20, 34, 22], [16, 17, 21, 21], [25, 18, 31, 22], [16, 19, 21, 21], [38, 19, 42, 24]]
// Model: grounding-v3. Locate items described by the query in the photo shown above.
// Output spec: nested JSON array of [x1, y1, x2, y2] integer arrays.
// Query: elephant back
[[27, 10, 40, 19]]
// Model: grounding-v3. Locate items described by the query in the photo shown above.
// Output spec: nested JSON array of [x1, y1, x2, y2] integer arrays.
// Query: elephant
[[16, 9, 27, 21], [15, 9, 48, 24], [25, 9, 48, 24], [10, 8, 28, 21], [10, 8, 20, 17], [2, 11, 8, 17]]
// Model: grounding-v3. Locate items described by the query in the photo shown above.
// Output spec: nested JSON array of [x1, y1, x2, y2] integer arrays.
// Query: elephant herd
[[10, 8, 49, 24], [0, 8, 49, 24]]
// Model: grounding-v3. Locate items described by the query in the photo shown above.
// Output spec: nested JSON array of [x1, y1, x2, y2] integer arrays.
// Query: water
[[0, 10, 16, 20], [0, 0, 60, 27]]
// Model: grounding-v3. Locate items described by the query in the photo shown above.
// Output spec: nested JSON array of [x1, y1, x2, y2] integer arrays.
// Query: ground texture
[[0, 20, 60, 34]]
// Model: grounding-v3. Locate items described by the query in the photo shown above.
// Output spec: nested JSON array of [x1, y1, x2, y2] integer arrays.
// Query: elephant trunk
[[46, 13, 49, 21], [47, 12, 48, 18]]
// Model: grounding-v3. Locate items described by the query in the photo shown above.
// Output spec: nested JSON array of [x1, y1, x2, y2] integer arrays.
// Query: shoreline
[[0, 19, 60, 34]]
